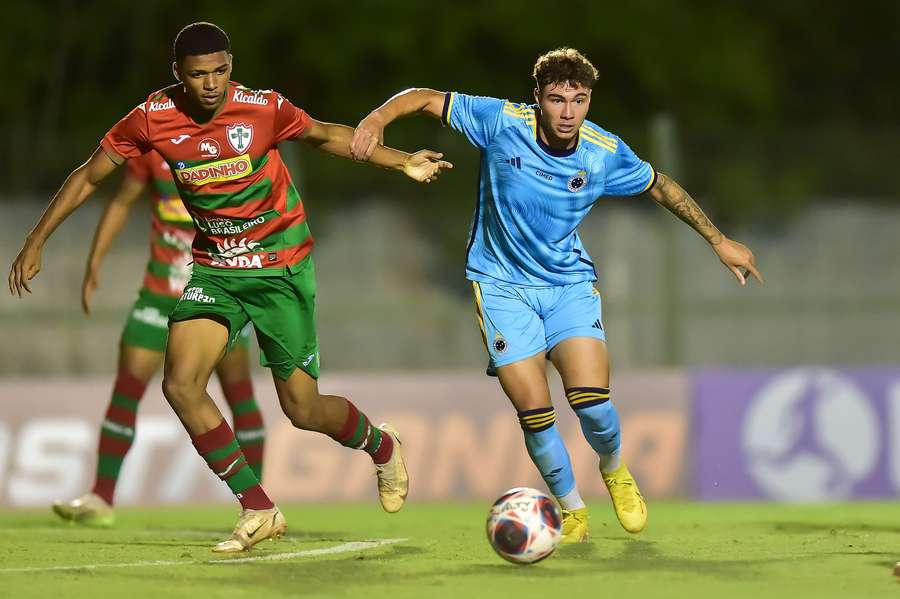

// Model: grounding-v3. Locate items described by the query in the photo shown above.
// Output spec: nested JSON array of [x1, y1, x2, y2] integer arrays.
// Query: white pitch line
[[0, 538, 406, 574]]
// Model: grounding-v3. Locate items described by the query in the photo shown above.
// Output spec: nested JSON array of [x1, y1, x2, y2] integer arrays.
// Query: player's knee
[[281, 391, 321, 430], [162, 373, 204, 410]]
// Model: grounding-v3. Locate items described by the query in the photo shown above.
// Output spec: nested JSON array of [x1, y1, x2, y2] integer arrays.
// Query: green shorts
[[122, 288, 251, 354], [169, 256, 320, 380]]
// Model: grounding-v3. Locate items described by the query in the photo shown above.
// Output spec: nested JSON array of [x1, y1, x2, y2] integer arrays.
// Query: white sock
[[557, 487, 586, 511], [598, 450, 621, 474]]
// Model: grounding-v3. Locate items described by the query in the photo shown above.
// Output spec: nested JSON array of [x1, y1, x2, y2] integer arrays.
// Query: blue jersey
[[444, 92, 655, 287]]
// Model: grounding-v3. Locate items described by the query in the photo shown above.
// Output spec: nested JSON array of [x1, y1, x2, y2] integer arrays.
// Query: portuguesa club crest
[[226, 123, 254, 153]]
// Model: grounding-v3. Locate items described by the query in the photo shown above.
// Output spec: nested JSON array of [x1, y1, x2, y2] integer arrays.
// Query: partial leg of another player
[[163, 317, 285, 553], [550, 337, 647, 534], [52, 343, 163, 526], [496, 353, 589, 543], [216, 336, 265, 480]]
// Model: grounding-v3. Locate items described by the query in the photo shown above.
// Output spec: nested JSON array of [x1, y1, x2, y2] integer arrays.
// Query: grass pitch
[[1, 502, 898, 598]]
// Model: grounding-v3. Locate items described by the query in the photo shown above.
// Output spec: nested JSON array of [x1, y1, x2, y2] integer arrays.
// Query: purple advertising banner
[[693, 367, 900, 500]]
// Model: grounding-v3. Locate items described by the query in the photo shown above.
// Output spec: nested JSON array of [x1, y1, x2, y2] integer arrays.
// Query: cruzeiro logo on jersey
[[226, 123, 254, 153], [567, 170, 587, 192]]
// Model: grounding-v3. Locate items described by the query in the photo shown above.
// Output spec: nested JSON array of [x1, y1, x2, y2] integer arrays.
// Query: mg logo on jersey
[[198, 138, 221, 159], [226, 123, 254, 153]]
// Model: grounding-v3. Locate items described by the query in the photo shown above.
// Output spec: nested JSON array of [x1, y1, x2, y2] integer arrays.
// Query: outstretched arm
[[645, 172, 763, 286], [350, 88, 446, 161], [9, 147, 120, 297], [300, 117, 451, 183], [81, 175, 145, 314]]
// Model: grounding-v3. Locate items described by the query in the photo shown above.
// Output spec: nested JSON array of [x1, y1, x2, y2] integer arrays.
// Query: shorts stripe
[[471, 282, 489, 352]]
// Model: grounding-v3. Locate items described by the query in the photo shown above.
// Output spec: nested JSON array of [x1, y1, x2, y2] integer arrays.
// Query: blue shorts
[[471, 280, 606, 369]]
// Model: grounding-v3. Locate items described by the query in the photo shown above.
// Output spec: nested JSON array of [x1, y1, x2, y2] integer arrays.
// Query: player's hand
[[82, 265, 101, 315], [402, 150, 453, 183], [350, 112, 385, 161], [712, 236, 763, 286], [8, 239, 43, 298]]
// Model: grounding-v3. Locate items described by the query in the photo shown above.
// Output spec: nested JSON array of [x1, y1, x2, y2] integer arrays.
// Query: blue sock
[[566, 387, 621, 469], [518, 407, 576, 498]]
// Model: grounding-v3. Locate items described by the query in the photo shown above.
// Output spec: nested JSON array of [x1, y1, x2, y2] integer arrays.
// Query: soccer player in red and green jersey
[[9, 22, 451, 552], [52, 150, 266, 527]]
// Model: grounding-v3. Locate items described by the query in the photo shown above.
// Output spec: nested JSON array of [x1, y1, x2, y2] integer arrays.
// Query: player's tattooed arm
[[646, 172, 764, 286], [9, 147, 120, 297], [646, 172, 723, 245], [301, 118, 452, 183], [351, 88, 446, 161]]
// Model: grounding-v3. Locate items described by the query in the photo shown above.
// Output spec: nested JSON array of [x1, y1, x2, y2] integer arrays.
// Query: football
[[485, 487, 562, 564]]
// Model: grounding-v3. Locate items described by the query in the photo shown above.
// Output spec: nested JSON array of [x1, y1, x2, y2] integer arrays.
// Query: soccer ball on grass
[[485, 487, 562, 564]]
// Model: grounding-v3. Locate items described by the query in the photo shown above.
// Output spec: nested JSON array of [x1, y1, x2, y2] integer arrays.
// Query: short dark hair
[[173, 22, 230, 61], [533, 47, 598, 91]]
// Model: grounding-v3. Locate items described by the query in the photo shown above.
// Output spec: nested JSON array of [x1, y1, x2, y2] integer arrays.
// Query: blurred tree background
[[3, 0, 897, 227]]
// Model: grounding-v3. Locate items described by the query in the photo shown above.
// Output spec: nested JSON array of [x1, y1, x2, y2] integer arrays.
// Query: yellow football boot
[[560, 507, 589, 543], [212, 507, 287, 553], [52, 493, 115, 527], [374, 424, 409, 513], [601, 463, 647, 534]]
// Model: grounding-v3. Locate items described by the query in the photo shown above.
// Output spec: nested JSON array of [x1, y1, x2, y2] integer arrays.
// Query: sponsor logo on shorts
[[174, 154, 252, 187], [493, 336, 508, 354], [233, 89, 269, 105], [567, 170, 587, 192], [198, 138, 221, 159], [131, 306, 168, 328], [181, 286, 216, 303], [226, 123, 254, 153]]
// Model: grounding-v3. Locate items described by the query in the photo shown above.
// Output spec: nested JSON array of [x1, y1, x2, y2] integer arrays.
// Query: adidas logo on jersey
[[506, 157, 521, 169], [591, 319, 603, 330]]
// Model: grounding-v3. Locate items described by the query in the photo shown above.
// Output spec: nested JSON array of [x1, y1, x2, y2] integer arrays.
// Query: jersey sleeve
[[602, 137, 656, 197], [273, 93, 311, 143], [100, 105, 152, 162], [442, 92, 505, 149]]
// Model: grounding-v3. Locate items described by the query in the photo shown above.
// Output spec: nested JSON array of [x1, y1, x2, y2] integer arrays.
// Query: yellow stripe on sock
[[569, 396, 608, 407], [521, 413, 556, 424], [566, 391, 610, 401]]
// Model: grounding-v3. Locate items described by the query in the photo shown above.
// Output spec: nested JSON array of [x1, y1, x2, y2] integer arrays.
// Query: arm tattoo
[[651, 174, 723, 245]]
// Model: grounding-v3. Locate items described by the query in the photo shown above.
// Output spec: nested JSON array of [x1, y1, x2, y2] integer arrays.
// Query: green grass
[[1, 502, 899, 598]]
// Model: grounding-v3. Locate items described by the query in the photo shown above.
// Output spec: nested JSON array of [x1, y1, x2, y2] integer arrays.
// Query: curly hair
[[532, 48, 598, 91]]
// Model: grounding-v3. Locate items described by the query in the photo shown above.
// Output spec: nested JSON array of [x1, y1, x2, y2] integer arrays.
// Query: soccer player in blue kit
[[351, 48, 762, 542]]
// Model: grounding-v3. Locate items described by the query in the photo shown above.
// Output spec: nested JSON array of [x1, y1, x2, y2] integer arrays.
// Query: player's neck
[[537, 119, 577, 152], [181, 87, 229, 124]]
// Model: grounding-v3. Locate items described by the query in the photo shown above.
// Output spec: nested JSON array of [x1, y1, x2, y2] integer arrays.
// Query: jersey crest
[[226, 123, 254, 153]]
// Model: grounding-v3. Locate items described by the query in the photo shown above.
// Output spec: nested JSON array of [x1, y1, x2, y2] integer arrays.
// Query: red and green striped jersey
[[127, 150, 194, 298], [101, 82, 313, 277]]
